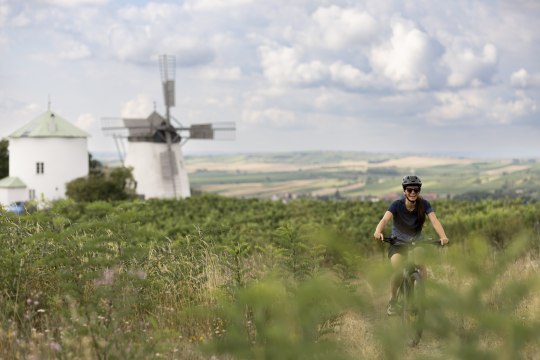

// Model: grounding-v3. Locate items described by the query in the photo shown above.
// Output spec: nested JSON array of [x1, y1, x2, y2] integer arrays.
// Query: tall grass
[[0, 197, 539, 359]]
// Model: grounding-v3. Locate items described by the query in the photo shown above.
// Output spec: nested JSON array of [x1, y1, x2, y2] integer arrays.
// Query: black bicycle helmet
[[402, 175, 422, 189]]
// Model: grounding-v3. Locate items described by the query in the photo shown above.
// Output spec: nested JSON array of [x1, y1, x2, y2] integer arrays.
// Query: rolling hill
[[185, 151, 540, 200]]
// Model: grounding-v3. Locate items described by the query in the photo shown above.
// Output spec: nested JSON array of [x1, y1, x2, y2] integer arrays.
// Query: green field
[[1, 196, 539, 359], [186, 152, 540, 200]]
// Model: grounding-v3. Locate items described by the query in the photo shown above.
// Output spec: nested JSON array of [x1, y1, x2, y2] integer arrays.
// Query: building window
[[29, 189, 36, 200], [36, 162, 44, 174]]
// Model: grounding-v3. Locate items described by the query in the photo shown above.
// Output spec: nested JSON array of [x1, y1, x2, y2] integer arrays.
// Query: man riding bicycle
[[373, 175, 449, 315]]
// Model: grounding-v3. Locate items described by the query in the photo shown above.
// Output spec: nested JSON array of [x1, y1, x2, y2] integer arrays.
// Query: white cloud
[[425, 89, 538, 125], [108, 21, 214, 66], [0, 100, 42, 136], [259, 45, 328, 86], [445, 43, 498, 87], [184, 0, 254, 12], [121, 95, 153, 118], [109, 3, 215, 65], [38, 0, 108, 7], [2, 0, 540, 157], [108, 25, 153, 62], [0, 0, 9, 27], [11, 13, 30, 27], [489, 90, 538, 124], [118, 3, 182, 23], [312, 5, 378, 49], [28, 33, 93, 63], [242, 108, 298, 128], [511, 69, 529, 88], [511, 68, 540, 88], [160, 37, 215, 67], [59, 40, 92, 61], [425, 91, 484, 123], [329, 61, 373, 90], [76, 113, 97, 131], [314, 92, 334, 111], [0, 33, 6, 53], [201, 67, 242, 81], [370, 19, 443, 91]]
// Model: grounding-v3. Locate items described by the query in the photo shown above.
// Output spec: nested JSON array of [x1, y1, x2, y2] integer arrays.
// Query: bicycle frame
[[384, 236, 441, 271], [383, 236, 441, 347]]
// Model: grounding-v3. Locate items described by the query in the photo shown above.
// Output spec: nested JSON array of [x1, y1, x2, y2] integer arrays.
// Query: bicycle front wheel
[[402, 271, 425, 347]]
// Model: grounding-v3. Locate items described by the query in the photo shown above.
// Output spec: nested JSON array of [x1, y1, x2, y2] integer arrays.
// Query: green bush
[[66, 167, 137, 202]]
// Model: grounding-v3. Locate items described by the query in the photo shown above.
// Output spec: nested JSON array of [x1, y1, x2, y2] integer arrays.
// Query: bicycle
[[382, 236, 442, 347]]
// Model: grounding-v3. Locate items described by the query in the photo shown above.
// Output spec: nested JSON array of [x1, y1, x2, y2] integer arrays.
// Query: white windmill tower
[[0, 105, 89, 205], [103, 55, 235, 200]]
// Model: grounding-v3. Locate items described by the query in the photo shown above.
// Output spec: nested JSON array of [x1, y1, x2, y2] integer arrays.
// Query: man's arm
[[427, 212, 449, 245], [374, 211, 393, 241]]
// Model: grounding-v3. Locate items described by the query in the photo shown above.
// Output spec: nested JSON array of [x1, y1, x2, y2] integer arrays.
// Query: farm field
[[185, 152, 540, 200], [1, 196, 539, 359]]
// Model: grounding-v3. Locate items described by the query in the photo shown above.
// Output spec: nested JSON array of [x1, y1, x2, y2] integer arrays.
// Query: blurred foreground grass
[[0, 197, 539, 359]]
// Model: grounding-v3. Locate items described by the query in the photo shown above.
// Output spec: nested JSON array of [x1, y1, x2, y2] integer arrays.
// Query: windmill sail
[[163, 80, 175, 108], [160, 150, 179, 180], [160, 55, 176, 116], [189, 122, 236, 140]]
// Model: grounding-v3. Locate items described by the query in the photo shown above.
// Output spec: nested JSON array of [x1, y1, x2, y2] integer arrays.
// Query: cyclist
[[373, 175, 449, 315]]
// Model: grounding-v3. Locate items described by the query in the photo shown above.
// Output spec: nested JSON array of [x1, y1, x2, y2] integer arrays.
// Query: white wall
[[0, 187, 27, 205], [9, 138, 89, 201], [125, 142, 190, 199]]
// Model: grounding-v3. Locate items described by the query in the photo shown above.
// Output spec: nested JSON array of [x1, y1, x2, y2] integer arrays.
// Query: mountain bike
[[383, 236, 442, 347]]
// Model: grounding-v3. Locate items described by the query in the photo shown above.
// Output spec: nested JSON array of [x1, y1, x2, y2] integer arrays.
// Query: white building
[[0, 110, 89, 204], [123, 111, 191, 199]]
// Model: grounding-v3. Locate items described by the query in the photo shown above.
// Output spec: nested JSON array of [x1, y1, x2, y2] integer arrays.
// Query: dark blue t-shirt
[[387, 197, 433, 241]]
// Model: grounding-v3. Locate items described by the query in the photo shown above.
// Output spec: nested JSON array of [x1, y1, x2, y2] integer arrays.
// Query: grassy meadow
[[1, 195, 539, 359], [185, 152, 540, 200]]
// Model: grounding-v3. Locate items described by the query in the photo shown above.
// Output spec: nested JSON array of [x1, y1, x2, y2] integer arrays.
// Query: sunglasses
[[405, 187, 420, 194]]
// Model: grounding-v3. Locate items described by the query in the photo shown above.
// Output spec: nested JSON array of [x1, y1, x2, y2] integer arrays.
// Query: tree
[[88, 153, 103, 175], [0, 138, 8, 179], [66, 167, 137, 202]]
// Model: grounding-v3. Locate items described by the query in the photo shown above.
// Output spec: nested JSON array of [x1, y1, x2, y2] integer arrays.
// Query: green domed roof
[[9, 110, 89, 138], [0, 177, 26, 188]]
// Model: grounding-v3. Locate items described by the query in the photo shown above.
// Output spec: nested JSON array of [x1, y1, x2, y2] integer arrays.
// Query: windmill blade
[[163, 81, 175, 108], [158, 54, 178, 196], [160, 150, 179, 180], [188, 124, 214, 139], [99, 117, 127, 165], [163, 136, 179, 197], [187, 122, 236, 140], [101, 117, 124, 129], [212, 122, 236, 140], [159, 54, 176, 110], [112, 133, 126, 166], [101, 117, 130, 136], [170, 114, 185, 127], [101, 117, 157, 130]]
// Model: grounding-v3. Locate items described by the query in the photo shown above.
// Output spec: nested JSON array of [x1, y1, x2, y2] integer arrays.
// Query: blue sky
[[1, 0, 539, 158]]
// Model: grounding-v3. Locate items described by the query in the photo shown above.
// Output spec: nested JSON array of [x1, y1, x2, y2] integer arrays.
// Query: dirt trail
[[338, 298, 449, 359]]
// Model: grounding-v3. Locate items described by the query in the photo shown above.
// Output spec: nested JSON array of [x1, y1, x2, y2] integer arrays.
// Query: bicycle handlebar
[[382, 236, 444, 247]]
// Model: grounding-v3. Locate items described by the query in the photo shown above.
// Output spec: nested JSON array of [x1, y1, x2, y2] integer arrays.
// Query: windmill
[[102, 54, 235, 199]]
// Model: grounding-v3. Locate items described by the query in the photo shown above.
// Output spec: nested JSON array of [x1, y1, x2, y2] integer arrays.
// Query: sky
[[1, 0, 539, 159]]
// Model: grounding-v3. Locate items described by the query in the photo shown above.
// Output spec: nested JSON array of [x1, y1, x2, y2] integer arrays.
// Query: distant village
[[270, 191, 443, 204]]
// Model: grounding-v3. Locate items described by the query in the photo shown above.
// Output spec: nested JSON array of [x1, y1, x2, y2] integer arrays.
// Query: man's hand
[[440, 238, 449, 245], [374, 232, 384, 241]]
